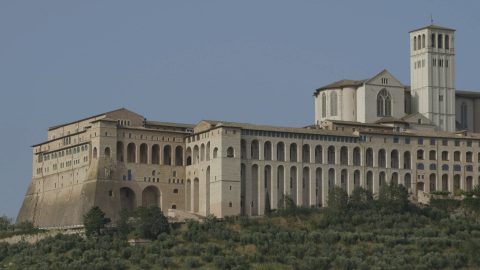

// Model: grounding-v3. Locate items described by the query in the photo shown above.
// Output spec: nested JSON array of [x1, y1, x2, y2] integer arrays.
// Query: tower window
[[438, 34, 443, 49], [321, 93, 326, 118], [422, 34, 426, 48], [439, 95, 443, 102], [414, 36, 417, 50], [330, 92, 338, 116], [431, 33, 436, 48], [445, 35, 450, 49]]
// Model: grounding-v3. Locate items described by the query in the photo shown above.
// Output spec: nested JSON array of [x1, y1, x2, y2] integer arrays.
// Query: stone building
[[17, 24, 480, 227]]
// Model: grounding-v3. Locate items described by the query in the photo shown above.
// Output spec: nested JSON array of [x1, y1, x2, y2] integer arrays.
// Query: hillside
[[1, 186, 480, 269]]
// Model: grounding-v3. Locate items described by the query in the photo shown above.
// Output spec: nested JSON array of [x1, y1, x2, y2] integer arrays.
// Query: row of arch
[[242, 140, 413, 169], [119, 186, 162, 213], [320, 91, 338, 118], [116, 142, 183, 166], [185, 144, 235, 166], [185, 167, 210, 214], [413, 33, 450, 50]]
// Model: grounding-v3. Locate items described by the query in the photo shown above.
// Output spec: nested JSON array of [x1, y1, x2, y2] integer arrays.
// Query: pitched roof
[[314, 79, 366, 96], [409, 24, 456, 33], [48, 108, 134, 131]]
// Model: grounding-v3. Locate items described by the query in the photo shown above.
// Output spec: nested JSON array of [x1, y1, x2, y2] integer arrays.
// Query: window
[[376, 89, 392, 117], [438, 34, 443, 49], [405, 137, 410, 144], [422, 34, 426, 48], [213, 147, 218, 158], [445, 35, 450, 49], [417, 150, 424, 160], [442, 139, 448, 146], [227, 147, 235, 158], [414, 36, 417, 50], [330, 92, 338, 116], [431, 33, 435, 48], [321, 93, 326, 118], [173, 189, 178, 194], [93, 147, 98, 159], [418, 138, 423, 145], [430, 139, 435, 145], [439, 95, 443, 102]]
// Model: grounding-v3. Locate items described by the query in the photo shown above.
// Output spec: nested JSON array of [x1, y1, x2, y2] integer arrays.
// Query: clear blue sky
[[1, 1, 479, 219]]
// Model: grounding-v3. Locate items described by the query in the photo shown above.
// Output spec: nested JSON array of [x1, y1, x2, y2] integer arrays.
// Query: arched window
[[104, 147, 110, 158], [445, 35, 450, 49], [461, 102, 468, 129], [413, 36, 417, 50], [431, 33, 436, 48], [422, 34, 426, 48], [321, 93, 327, 118], [227, 147, 235, 158], [330, 92, 338, 116], [213, 147, 219, 158], [93, 147, 98, 159], [417, 35, 421, 50], [377, 89, 392, 117]]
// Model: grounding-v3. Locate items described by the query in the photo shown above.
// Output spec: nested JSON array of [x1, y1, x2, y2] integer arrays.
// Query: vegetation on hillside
[[2, 184, 480, 269], [0, 216, 40, 239]]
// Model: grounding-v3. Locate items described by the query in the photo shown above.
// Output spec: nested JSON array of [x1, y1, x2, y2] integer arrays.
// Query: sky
[[1, 1, 479, 219]]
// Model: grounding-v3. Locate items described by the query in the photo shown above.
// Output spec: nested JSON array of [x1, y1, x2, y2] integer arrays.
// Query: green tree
[[349, 187, 373, 208], [133, 206, 169, 240], [0, 215, 11, 231], [83, 206, 109, 237], [117, 209, 131, 238], [378, 182, 409, 211], [327, 186, 348, 212]]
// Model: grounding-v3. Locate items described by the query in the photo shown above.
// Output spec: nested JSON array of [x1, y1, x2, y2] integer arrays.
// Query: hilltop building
[[17, 24, 480, 227]]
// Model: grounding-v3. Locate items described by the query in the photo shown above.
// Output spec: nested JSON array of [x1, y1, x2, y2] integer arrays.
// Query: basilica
[[17, 24, 480, 228]]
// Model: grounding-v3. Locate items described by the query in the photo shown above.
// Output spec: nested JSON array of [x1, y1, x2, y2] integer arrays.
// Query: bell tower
[[410, 24, 456, 131]]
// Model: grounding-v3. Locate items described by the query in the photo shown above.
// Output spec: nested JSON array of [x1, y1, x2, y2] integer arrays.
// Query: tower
[[410, 25, 456, 131]]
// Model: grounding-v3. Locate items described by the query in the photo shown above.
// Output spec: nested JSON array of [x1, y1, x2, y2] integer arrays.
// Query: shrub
[[83, 206, 109, 237], [133, 206, 169, 240]]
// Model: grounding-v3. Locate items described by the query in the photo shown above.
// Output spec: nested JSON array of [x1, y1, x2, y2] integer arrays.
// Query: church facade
[[17, 24, 480, 228]]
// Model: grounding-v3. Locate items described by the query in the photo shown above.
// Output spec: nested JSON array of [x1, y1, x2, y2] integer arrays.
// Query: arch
[[127, 143, 136, 163], [454, 151, 461, 162], [328, 168, 335, 191], [116, 141, 124, 162], [354, 170, 360, 188], [340, 169, 348, 191], [139, 143, 148, 164], [466, 176, 473, 192], [241, 140, 247, 159], [264, 141, 272, 161], [175, 146, 183, 166], [321, 93, 327, 118], [403, 151, 411, 169], [206, 142, 210, 161], [277, 165, 285, 208], [200, 144, 205, 162], [391, 172, 398, 185], [142, 186, 160, 208], [93, 147, 98, 159], [378, 149, 386, 168], [429, 174, 436, 192], [379, 171, 386, 188], [330, 91, 338, 116], [466, 151, 473, 163], [290, 166, 298, 204], [353, 147, 361, 166], [414, 36, 417, 50], [366, 148, 373, 167], [276, 142, 285, 161], [417, 34, 421, 50], [445, 34, 450, 49], [366, 171, 373, 193], [377, 89, 392, 117], [429, 150, 436, 161], [193, 178, 200, 212], [417, 149, 424, 160], [441, 151, 449, 161], [227, 147, 235, 158], [120, 187, 136, 213], [213, 147, 218, 159], [265, 165, 272, 210], [417, 182, 424, 192], [302, 144, 310, 163], [404, 173, 411, 191], [193, 145, 199, 164], [186, 179, 191, 211], [328, 146, 335, 165], [290, 143, 298, 162], [162, 145, 171, 165], [104, 147, 111, 158], [186, 147, 192, 166], [454, 175, 461, 191], [302, 167, 310, 206], [340, 147, 348, 165], [315, 145, 322, 163], [390, 150, 399, 169], [315, 168, 322, 207], [442, 174, 448, 191], [240, 164, 246, 215], [251, 140, 259, 159], [152, 144, 160, 164], [251, 165, 259, 216], [422, 34, 426, 48]]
